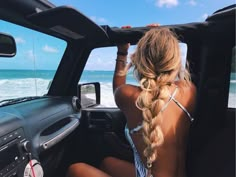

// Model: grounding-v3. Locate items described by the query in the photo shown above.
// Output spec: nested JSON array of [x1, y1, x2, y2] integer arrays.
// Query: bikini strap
[[162, 86, 194, 122], [129, 86, 194, 134], [160, 87, 178, 112], [172, 97, 194, 122], [129, 124, 143, 134], [129, 87, 179, 134]]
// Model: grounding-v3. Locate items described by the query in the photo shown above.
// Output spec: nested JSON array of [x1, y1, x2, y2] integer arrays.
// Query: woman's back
[[115, 81, 196, 177]]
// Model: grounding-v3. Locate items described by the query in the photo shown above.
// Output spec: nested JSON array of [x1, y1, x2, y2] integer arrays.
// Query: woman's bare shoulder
[[175, 81, 196, 95], [114, 84, 140, 108], [115, 84, 140, 96], [175, 81, 197, 112]]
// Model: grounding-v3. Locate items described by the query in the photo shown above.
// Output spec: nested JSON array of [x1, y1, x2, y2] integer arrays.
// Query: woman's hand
[[117, 23, 159, 52], [147, 23, 160, 27], [117, 25, 131, 53]]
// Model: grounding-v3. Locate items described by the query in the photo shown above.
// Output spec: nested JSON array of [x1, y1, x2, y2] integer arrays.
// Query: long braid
[[136, 76, 171, 172], [131, 27, 190, 176]]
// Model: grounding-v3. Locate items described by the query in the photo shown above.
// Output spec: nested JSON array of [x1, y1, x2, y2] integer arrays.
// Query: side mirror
[[0, 32, 16, 57], [77, 82, 100, 108]]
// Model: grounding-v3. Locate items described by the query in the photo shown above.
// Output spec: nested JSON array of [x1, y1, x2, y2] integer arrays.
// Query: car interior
[[0, 1, 235, 177]]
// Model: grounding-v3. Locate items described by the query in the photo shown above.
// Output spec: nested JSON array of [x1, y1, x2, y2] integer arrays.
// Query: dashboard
[[0, 96, 80, 177]]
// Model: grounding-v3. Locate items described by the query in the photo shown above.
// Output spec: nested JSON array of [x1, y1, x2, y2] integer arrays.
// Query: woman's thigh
[[100, 157, 136, 177], [67, 163, 111, 177]]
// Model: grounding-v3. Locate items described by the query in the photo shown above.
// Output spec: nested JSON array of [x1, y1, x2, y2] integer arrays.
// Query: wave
[[228, 93, 236, 108], [230, 80, 236, 83], [0, 79, 9, 85], [0, 78, 51, 100], [100, 82, 116, 107], [1, 78, 235, 108], [0, 78, 116, 107]]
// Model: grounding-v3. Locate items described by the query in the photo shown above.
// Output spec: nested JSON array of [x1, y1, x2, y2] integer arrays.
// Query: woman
[[67, 27, 196, 177]]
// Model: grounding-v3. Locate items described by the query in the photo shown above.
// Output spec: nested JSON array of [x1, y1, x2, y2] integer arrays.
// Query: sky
[[50, 0, 234, 26], [0, 0, 234, 70]]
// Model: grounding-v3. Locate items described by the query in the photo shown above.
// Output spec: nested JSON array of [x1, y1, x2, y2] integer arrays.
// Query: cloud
[[155, 0, 178, 8], [188, 0, 197, 6], [90, 16, 108, 24], [85, 50, 116, 70], [15, 37, 25, 44], [42, 45, 58, 53], [25, 50, 35, 60], [202, 13, 208, 20]]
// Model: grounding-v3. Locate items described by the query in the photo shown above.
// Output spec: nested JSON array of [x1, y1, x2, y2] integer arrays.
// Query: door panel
[[57, 107, 133, 177], [82, 108, 133, 162]]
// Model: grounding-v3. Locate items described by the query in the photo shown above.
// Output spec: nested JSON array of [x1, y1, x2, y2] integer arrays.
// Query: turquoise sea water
[[81, 70, 137, 84], [0, 70, 137, 106], [0, 70, 55, 80], [0, 70, 136, 83], [0, 70, 235, 107]]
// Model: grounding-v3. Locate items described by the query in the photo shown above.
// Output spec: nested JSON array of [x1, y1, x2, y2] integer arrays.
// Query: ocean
[[0, 70, 235, 108], [0, 70, 137, 107]]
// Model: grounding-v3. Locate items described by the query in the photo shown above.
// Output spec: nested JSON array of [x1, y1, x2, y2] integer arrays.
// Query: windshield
[[0, 20, 67, 102]]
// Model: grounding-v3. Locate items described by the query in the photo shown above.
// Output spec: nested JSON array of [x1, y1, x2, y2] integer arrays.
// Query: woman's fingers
[[121, 24, 159, 28], [121, 25, 131, 29], [147, 23, 160, 27]]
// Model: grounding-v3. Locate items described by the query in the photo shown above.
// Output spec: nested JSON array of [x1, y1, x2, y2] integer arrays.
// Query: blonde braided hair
[[131, 28, 191, 175]]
